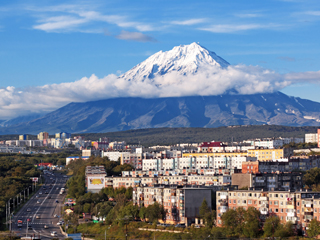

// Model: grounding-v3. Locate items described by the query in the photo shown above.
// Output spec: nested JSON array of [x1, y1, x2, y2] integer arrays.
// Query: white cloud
[[171, 18, 206, 25], [303, 11, 320, 16], [199, 23, 282, 33], [30, 5, 154, 33], [199, 24, 262, 33], [116, 31, 156, 42], [234, 13, 263, 18], [1, 65, 320, 120], [33, 15, 87, 32]]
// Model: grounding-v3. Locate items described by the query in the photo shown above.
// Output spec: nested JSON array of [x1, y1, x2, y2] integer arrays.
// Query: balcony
[[286, 216, 297, 224], [220, 195, 228, 200], [305, 203, 313, 208], [287, 212, 295, 217], [304, 207, 313, 213], [220, 206, 228, 213], [260, 208, 268, 215]]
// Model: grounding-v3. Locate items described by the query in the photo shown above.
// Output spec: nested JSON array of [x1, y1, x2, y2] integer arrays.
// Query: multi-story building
[[242, 156, 320, 174], [37, 132, 49, 140], [305, 133, 318, 143], [232, 172, 304, 191], [133, 185, 212, 226], [109, 141, 126, 150], [216, 189, 320, 235], [198, 142, 225, 153], [85, 165, 107, 193], [247, 148, 284, 161]]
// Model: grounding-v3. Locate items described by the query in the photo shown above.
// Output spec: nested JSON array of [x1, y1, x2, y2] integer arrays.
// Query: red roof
[[200, 142, 222, 147], [38, 163, 52, 166]]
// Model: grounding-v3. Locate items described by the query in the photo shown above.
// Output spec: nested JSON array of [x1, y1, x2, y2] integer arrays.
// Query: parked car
[[27, 208, 31, 212], [51, 231, 57, 236], [175, 223, 186, 228], [44, 225, 49, 229]]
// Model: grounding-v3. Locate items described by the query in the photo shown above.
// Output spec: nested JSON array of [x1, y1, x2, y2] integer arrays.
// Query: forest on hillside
[[0, 125, 318, 147], [79, 125, 319, 146]]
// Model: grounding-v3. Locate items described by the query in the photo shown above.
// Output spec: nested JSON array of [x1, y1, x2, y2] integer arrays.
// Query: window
[[281, 209, 283, 213], [275, 209, 278, 213], [274, 201, 279, 205], [297, 210, 300, 214], [233, 200, 236, 204]]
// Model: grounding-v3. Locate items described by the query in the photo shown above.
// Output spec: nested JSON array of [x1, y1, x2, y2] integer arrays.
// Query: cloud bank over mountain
[[0, 43, 320, 119]]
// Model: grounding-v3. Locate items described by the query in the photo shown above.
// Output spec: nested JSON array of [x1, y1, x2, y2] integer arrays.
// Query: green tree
[[242, 207, 261, 238], [139, 207, 147, 220], [199, 198, 210, 219], [263, 215, 280, 238], [304, 168, 320, 190], [307, 219, 320, 238], [145, 202, 165, 223], [221, 208, 245, 237]]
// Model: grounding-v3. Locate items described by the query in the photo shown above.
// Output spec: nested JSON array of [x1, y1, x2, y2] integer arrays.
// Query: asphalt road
[[12, 171, 69, 240]]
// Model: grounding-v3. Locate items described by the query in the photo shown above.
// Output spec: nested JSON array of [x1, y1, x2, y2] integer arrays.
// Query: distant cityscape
[[3, 128, 320, 235]]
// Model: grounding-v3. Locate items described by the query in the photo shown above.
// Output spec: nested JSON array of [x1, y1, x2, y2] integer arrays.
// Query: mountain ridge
[[1, 92, 320, 134]]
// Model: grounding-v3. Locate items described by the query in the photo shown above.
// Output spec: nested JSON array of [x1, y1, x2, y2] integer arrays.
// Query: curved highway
[[12, 171, 69, 240]]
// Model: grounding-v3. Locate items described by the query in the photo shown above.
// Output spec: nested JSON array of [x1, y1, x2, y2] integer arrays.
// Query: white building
[[305, 133, 318, 143]]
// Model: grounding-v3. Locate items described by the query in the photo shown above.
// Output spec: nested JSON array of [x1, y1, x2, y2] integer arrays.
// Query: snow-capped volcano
[[120, 42, 230, 82]]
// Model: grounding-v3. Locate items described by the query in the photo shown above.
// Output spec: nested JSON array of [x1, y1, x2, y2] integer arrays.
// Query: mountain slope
[[1, 92, 320, 134], [119, 42, 230, 83]]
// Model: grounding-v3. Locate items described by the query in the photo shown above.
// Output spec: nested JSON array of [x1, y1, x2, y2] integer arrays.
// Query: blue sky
[[0, 0, 320, 119]]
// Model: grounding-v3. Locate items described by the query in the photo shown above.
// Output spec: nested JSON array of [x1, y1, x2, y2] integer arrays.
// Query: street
[[11, 171, 69, 240]]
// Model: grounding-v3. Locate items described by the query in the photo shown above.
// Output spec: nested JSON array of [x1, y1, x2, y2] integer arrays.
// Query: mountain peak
[[120, 42, 230, 82]]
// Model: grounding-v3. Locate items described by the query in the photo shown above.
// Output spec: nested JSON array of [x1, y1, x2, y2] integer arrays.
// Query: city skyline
[[0, 0, 320, 119]]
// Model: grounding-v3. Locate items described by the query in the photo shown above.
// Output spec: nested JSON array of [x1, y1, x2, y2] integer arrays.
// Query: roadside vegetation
[[0, 156, 41, 230]]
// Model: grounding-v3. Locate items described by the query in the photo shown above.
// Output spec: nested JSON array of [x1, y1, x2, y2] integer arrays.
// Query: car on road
[[39, 192, 42, 195], [45, 191, 48, 194], [55, 200, 59, 203], [175, 223, 186, 228], [28, 225, 33, 230], [36, 215, 40, 219], [37, 200, 41, 204], [54, 214, 58, 218], [27, 208, 31, 212], [27, 218, 31, 222], [44, 225, 49, 229], [36, 195, 39, 198], [56, 221, 63, 226], [51, 231, 57, 236]]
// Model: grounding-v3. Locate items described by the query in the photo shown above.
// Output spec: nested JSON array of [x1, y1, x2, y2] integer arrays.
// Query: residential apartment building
[[247, 148, 284, 161], [37, 132, 49, 140], [242, 156, 320, 174], [216, 189, 320, 235], [232, 172, 304, 191], [133, 185, 212, 226], [85, 165, 107, 193], [305, 133, 318, 143]]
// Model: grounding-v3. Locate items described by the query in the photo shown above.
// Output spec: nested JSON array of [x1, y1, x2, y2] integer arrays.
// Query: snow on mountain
[[119, 42, 230, 82]]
